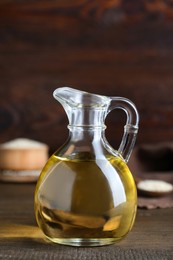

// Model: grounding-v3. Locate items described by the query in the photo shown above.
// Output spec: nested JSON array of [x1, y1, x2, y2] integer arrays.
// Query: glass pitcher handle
[[108, 97, 139, 163]]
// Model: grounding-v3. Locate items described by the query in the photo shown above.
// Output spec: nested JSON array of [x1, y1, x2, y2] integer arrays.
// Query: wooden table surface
[[0, 183, 172, 260]]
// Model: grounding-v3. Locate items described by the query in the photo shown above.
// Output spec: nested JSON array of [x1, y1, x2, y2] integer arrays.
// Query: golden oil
[[34, 153, 137, 246]]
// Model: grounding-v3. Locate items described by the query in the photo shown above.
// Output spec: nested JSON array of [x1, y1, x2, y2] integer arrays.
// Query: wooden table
[[0, 183, 172, 259]]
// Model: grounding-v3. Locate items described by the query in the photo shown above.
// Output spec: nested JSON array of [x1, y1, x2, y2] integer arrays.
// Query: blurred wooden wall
[[0, 0, 173, 153]]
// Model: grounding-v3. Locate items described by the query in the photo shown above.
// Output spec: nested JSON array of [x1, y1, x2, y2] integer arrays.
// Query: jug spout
[[53, 87, 110, 109], [53, 87, 110, 128]]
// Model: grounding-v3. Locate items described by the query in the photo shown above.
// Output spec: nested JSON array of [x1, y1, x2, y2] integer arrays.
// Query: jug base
[[46, 237, 122, 247]]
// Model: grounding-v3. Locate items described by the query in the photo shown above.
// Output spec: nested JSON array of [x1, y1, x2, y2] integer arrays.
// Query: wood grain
[[0, 183, 173, 259], [0, 1, 173, 153]]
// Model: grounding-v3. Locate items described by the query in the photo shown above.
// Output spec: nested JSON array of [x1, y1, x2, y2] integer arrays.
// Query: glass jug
[[34, 87, 139, 246]]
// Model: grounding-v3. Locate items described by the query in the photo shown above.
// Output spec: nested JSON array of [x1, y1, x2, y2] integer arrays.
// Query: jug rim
[[53, 87, 110, 108]]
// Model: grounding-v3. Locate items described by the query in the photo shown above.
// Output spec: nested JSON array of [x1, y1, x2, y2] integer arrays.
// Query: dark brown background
[[0, 0, 173, 154]]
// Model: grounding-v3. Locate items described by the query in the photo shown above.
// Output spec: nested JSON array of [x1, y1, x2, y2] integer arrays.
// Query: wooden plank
[[1, 1, 173, 149], [0, 183, 172, 259]]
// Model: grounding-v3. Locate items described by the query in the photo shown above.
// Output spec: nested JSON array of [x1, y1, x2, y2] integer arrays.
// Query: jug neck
[[68, 107, 107, 129], [68, 125, 105, 144], [67, 120, 110, 160]]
